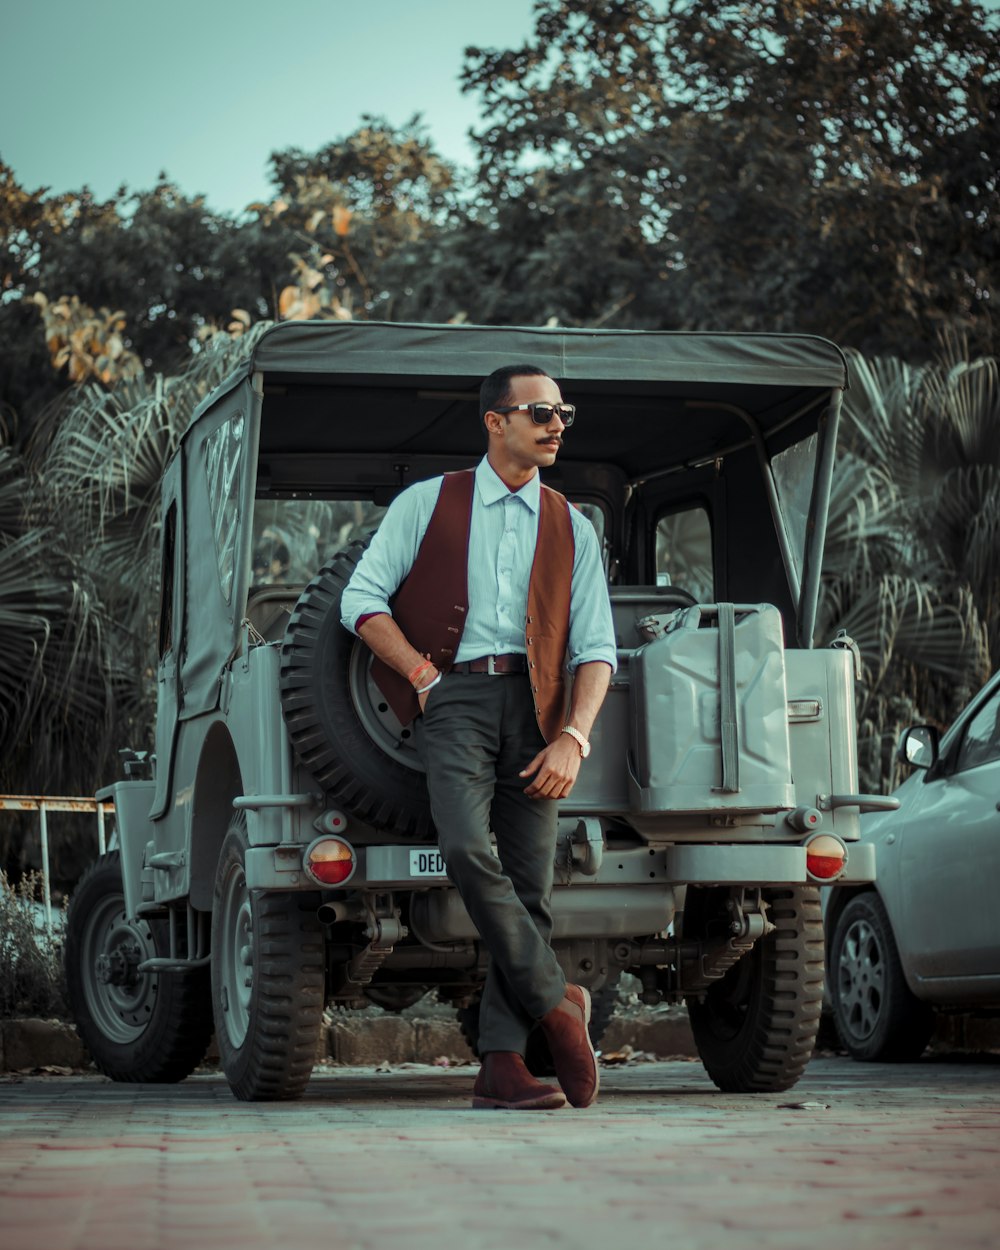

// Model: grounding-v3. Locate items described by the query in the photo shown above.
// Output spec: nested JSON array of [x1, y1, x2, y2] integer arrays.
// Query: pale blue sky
[[1, 0, 538, 215]]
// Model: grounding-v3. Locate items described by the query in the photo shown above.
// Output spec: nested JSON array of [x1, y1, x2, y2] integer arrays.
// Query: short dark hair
[[479, 364, 551, 420]]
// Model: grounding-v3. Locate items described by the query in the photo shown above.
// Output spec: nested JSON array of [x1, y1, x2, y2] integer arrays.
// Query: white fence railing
[[0, 795, 113, 937]]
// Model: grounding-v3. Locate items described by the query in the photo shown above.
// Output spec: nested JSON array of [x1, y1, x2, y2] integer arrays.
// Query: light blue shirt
[[341, 457, 617, 672]]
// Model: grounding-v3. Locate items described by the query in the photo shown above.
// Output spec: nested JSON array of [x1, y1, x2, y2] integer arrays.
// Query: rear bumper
[[245, 839, 876, 891]]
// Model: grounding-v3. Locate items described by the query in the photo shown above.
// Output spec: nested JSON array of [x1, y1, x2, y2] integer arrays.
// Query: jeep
[[64, 321, 893, 1099]]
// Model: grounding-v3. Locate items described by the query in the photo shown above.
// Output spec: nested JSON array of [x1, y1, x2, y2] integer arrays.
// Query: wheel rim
[[348, 642, 424, 771], [218, 860, 254, 1048], [79, 893, 159, 1043], [836, 916, 885, 1041]]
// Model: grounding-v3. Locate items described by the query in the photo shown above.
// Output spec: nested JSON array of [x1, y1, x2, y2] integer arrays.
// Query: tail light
[[804, 833, 848, 882], [304, 836, 356, 886]]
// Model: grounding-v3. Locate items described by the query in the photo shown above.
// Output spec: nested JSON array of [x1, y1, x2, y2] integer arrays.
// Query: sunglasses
[[493, 402, 576, 427]]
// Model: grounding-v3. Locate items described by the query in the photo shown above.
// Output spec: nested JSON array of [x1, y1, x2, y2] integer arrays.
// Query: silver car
[[825, 671, 1000, 1060]]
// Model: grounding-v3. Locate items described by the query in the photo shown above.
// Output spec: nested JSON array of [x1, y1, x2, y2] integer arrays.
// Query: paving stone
[[2, 1056, 999, 1250]]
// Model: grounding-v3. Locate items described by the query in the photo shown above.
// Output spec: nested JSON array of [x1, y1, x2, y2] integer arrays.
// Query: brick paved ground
[[1, 1057, 998, 1250]]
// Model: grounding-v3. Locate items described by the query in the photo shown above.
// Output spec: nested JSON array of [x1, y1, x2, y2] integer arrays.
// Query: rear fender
[[189, 723, 243, 910]]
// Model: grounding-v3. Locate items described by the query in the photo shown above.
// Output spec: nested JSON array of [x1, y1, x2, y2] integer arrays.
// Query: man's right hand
[[416, 667, 440, 714]]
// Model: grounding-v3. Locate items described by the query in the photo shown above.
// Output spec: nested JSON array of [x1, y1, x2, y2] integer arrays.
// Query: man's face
[[488, 373, 568, 471]]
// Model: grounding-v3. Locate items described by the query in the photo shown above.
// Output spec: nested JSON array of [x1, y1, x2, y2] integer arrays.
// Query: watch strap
[[560, 725, 590, 757]]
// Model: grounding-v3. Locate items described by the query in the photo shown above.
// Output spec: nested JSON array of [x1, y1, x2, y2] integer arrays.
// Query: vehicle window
[[954, 689, 1000, 774], [655, 506, 713, 602], [252, 495, 608, 590], [158, 502, 176, 658], [771, 434, 817, 586], [573, 501, 605, 550], [203, 412, 244, 603], [252, 499, 387, 588]]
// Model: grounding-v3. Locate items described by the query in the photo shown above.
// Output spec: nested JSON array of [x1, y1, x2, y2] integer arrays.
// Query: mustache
[[536, 435, 563, 446]]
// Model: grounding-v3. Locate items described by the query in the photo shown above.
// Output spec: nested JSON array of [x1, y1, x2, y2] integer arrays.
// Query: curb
[[4, 1009, 997, 1074], [0, 1009, 698, 1073]]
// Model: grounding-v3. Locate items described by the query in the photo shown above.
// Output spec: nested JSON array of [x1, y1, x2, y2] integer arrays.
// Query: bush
[[0, 871, 68, 1018]]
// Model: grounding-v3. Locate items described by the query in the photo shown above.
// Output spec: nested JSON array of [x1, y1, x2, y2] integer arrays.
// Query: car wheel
[[211, 816, 326, 1100], [279, 539, 433, 838], [64, 852, 213, 1082], [829, 892, 934, 1062], [683, 885, 824, 1092]]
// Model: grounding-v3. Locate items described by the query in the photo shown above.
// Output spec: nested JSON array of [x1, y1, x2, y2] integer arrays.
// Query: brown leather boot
[[472, 1052, 567, 1110], [539, 985, 599, 1108]]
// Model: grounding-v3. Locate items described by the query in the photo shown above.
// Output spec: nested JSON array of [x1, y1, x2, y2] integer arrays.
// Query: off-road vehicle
[[64, 321, 894, 1099]]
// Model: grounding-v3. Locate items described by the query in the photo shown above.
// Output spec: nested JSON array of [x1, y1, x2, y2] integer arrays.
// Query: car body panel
[[851, 672, 1000, 1005]]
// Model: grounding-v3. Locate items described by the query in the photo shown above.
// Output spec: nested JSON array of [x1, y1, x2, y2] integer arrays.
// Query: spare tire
[[279, 540, 432, 838]]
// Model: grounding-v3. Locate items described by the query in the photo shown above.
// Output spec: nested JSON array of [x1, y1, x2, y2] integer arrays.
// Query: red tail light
[[805, 833, 848, 882], [304, 836, 356, 886]]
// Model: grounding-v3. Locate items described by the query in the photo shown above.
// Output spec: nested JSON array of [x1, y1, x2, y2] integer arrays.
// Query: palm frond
[[842, 349, 929, 498]]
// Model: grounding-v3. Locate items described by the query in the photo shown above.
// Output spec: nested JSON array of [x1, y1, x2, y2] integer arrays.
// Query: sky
[[1, 0, 539, 217]]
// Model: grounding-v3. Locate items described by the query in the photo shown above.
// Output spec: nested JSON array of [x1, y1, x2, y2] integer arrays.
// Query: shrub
[[0, 871, 68, 1019]]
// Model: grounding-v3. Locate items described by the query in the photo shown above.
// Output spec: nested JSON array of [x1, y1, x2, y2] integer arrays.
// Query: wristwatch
[[560, 725, 591, 758]]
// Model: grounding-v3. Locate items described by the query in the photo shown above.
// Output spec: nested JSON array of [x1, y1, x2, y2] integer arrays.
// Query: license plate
[[409, 849, 447, 878]]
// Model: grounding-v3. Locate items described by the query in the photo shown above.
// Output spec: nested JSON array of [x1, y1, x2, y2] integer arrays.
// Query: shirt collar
[[475, 456, 540, 514]]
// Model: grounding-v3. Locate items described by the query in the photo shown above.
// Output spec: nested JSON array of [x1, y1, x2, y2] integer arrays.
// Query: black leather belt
[[450, 654, 528, 675]]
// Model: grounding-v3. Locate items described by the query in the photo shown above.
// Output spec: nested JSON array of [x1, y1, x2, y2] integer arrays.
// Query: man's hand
[[519, 734, 583, 800], [416, 680, 436, 716]]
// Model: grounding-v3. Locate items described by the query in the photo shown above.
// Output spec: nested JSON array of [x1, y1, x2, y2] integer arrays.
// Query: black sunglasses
[[493, 402, 576, 427]]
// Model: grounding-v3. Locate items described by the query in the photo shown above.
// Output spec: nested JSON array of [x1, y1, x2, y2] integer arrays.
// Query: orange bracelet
[[408, 660, 434, 686]]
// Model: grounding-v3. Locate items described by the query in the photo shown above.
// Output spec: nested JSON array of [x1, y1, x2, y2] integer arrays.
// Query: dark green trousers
[[414, 672, 567, 1053]]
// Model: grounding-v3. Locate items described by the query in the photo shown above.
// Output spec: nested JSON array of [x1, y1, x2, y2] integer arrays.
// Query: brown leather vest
[[371, 469, 575, 741]]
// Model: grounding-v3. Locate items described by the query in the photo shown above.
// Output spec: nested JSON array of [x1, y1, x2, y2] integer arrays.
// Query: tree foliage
[[453, 0, 997, 348], [819, 337, 994, 790]]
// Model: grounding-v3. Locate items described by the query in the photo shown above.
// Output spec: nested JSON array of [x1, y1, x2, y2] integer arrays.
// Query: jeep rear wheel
[[684, 885, 824, 1092], [279, 541, 433, 838], [65, 852, 213, 1082], [211, 817, 325, 1101]]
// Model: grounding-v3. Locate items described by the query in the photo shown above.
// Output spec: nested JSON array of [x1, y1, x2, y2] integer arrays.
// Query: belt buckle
[[487, 655, 499, 675]]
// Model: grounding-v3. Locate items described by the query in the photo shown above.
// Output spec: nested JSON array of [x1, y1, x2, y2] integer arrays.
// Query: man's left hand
[[519, 735, 583, 800]]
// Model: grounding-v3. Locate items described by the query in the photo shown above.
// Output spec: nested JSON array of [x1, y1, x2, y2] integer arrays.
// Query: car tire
[[279, 540, 433, 838], [211, 816, 325, 1100], [829, 892, 934, 1062], [64, 852, 213, 1082], [684, 885, 824, 1092]]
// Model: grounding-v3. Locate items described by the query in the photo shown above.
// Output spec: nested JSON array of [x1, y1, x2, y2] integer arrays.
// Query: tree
[[455, 0, 998, 352], [0, 118, 461, 441], [258, 115, 459, 321], [818, 338, 994, 791], [0, 325, 271, 881], [0, 167, 270, 432]]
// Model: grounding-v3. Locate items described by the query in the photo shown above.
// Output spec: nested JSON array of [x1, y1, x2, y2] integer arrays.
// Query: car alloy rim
[[836, 916, 885, 1040]]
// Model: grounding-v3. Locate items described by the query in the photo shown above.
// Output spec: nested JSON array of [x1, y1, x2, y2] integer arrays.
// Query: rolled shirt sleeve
[[340, 477, 443, 635], [566, 507, 618, 673]]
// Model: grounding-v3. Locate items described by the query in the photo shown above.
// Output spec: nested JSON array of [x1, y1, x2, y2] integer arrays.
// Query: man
[[340, 364, 616, 1110]]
